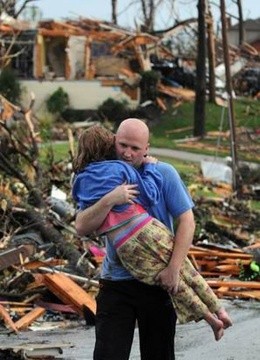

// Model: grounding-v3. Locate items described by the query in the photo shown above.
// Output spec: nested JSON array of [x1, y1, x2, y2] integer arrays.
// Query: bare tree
[[206, 1, 216, 103], [140, 0, 155, 32], [0, 0, 37, 18], [234, 0, 244, 45], [111, 0, 118, 24]]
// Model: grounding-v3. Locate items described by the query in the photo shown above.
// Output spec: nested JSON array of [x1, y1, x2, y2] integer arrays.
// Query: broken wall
[[93, 55, 130, 76], [20, 79, 139, 110], [45, 37, 67, 78], [67, 35, 86, 79]]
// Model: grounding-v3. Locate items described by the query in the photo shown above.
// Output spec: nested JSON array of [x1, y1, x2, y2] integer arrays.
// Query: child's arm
[[75, 183, 139, 236], [132, 156, 163, 207]]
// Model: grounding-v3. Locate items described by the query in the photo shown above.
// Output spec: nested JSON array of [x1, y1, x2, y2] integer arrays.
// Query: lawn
[[149, 98, 260, 163]]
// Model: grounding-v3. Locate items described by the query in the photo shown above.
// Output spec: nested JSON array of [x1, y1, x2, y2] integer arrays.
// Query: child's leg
[[181, 257, 221, 313], [180, 257, 233, 327], [204, 312, 224, 341], [116, 221, 222, 326], [115, 219, 231, 334], [216, 307, 233, 329], [171, 277, 209, 323], [170, 280, 224, 341]]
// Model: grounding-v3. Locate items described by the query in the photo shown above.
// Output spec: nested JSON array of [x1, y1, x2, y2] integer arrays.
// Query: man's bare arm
[[75, 183, 139, 236], [155, 209, 195, 293]]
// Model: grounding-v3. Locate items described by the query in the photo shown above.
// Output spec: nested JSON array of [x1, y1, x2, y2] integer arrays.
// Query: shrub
[[97, 98, 130, 125], [0, 68, 21, 103], [38, 112, 55, 142], [46, 87, 69, 114]]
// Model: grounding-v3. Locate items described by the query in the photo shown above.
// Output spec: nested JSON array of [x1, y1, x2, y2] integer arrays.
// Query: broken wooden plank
[[14, 306, 46, 330], [22, 258, 68, 270], [189, 249, 252, 260], [0, 245, 35, 271], [156, 97, 167, 111], [188, 254, 200, 271], [214, 289, 260, 300], [43, 273, 96, 316], [165, 126, 193, 134], [207, 280, 260, 290], [157, 83, 195, 101], [0, 304, 18, 333]]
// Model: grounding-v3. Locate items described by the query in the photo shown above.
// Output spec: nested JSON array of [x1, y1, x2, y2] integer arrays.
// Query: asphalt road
[[149, 147, 226, 163], [1, 299, 259, 360]]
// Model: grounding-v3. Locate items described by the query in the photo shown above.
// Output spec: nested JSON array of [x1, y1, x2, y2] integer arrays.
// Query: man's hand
[[155, 266, 180, 295]]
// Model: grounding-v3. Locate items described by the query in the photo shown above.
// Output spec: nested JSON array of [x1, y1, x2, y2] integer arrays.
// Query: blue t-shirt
[[101, 161, 194, 280]]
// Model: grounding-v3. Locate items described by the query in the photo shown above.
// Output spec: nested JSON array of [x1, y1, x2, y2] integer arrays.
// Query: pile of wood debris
[[0, 95, 259, 336]]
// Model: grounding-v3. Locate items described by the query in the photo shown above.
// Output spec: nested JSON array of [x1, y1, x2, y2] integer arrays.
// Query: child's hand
[[143, 155, 158, 164]]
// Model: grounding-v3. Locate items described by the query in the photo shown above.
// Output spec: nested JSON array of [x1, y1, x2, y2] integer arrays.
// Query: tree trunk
[[194, 0, 206, 138], [3, 0, 16, 17], [111, 0, 118, 25], [206, 2, 216, 103], [140, 0, 155, 32], [236, 0, 244, 45]]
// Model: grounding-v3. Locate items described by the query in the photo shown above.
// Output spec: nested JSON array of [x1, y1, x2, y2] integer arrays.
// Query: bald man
[[75, 118, 195, 360]]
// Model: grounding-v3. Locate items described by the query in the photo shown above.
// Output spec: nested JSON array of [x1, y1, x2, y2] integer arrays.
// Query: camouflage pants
[[116, 218, 221, 323]]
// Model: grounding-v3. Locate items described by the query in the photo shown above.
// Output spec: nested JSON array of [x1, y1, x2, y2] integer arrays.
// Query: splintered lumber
[[188, 246, 253, 278], [43, 273, 96, 316], [188, 246, 260, 300], [189, 247, 252, 259], [0, 304, 18, 333], [207, 280, 260, 300], [157, 83, 195, 101], [0, 245, 35, 270], [165, 126, 193, 134], [207, 280, 260, 290], [156, 97, 167, 111], [13, 306, 45, 330], [22, 258, 68, 270], [215, 290, 260, 300]]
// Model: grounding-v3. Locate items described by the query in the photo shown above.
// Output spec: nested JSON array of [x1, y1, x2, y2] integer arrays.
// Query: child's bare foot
[[205, 312, 224, 341], [217, 308, 233, 329], [211, 318, 224, 341]]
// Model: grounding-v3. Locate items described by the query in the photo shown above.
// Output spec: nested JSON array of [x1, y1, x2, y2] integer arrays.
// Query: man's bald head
[[116, 118, 150, 143], [115, 118, 150, 167]]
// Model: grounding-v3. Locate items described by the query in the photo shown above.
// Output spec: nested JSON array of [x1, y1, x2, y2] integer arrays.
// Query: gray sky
[[35, 0, 259, 30]]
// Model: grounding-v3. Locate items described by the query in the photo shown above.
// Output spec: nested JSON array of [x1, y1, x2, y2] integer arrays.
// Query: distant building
[[228, 18, 260, 52]]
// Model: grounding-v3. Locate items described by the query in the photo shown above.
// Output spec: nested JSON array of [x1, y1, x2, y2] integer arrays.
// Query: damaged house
[[0, 15, 259, 110]]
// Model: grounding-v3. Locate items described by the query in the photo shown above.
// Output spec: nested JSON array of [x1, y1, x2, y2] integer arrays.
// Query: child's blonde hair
[[72, 125, 116, 173]]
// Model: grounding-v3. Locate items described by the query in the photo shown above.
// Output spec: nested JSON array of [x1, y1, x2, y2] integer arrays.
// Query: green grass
[[40, 142, 71, 163], [149, 98, 260, 163], [41, 97, 259, 163]]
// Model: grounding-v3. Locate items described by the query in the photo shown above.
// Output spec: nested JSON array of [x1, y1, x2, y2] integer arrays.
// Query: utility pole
[[220, 0, 239, 193]]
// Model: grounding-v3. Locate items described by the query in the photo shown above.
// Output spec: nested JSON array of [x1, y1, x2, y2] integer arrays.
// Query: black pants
[[93, 279, 177, 360]]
